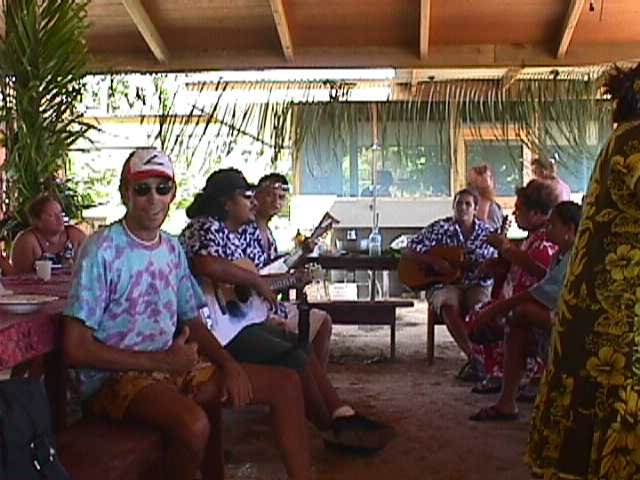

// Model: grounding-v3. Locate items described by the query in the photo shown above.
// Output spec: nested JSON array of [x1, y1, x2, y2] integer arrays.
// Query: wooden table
[[0, 274, 70, 370], [303, 254, 399, 300], [0, 274, 71, 428], [307, 300, 413, 359]]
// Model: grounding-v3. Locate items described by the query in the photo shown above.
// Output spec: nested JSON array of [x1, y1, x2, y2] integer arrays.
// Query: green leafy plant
[[0, 0, 93, 241]]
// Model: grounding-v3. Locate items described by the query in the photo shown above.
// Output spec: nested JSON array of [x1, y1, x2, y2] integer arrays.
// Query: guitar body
[[216, 258, 259, 308], [399, 215, 511, 290], [211, 258, 310, 319], [399, 246, 465, 289]]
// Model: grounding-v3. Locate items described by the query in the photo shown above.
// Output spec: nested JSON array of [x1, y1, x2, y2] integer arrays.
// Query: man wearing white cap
[[63, 149, 312, 480]]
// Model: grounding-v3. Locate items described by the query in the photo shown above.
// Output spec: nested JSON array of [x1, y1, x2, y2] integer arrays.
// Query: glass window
[[466, 140, 523, 196], [300, 117, 451, 197]]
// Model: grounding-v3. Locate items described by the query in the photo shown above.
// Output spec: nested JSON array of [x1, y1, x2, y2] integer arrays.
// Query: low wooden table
[[307, 300, 413, 359]]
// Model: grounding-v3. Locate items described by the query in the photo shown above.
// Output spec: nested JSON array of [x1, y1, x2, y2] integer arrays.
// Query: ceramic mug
[[35, 260, 52, 282]]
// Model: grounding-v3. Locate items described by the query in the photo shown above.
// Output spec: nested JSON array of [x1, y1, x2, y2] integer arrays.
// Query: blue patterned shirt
[[179, 216, 268, 266], [408, 216, 497, 286]]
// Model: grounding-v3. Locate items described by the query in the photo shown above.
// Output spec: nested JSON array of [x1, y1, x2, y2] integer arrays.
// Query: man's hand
[[430, 257, 456, 276], [220, 359, 253, 408], [164, 326, 199, 374], [487, 233, 508, 252], [475, 305, 498, 328], [253, 276, 278, 309]]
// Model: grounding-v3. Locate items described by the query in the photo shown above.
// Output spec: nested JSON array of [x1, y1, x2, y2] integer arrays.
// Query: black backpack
[[0, 378, 70, 480]]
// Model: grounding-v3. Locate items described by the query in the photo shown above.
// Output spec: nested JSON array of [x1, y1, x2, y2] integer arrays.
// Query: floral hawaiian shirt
[[408, 216, 497, 286]]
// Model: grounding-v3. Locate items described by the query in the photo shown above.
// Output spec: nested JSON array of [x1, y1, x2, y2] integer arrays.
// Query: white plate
[[0, 303, 43, 314], [0, 294, 58, 314]]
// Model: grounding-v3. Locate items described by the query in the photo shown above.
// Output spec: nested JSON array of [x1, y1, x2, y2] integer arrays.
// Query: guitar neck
[[266, 274, 299, 292]]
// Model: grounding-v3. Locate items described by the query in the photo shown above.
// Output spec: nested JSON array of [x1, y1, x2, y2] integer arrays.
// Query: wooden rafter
[[268, 0, 294, 62], [557, 0, 586, 59], [420, 0, 431, 60], [89, 43, 640, 73], [121, 0, 169, 63]]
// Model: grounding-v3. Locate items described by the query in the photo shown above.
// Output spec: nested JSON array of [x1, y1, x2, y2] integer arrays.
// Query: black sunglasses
[[132, 181, 174, 197]]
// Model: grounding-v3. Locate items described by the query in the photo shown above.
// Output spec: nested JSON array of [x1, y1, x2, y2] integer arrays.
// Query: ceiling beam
[[557, 0, 586, 59], [268, 0, 294, 62], [121, 0, 169, 63], [420, 0, 431, 60], [89, 43, 640, 73]]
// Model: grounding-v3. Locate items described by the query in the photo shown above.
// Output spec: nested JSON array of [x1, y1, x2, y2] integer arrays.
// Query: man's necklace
[[122, 220, 160, 247]]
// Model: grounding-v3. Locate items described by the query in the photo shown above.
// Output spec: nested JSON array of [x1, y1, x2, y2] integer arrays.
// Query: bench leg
[[390, 318, 396, 360], [427, 309, 435, 365]]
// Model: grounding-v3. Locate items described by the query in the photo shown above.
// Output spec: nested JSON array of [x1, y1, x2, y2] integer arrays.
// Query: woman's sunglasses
[[132, 181, 174, 197]]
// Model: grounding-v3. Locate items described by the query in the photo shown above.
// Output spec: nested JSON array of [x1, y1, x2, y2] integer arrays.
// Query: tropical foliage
[[0, 0, 93, 238]]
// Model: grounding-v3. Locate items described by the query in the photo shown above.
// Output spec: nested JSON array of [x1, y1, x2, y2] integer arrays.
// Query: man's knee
[[269, 367, 303, 404], [318, 314, 332, 337], [169, 403, 211, 452]]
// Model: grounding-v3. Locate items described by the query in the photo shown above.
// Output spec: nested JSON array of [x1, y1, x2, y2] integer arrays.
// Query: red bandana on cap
[[127, 149, 174, 181]]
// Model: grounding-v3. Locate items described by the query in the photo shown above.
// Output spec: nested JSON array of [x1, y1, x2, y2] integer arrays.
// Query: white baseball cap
[[127, 148, 174, 181]]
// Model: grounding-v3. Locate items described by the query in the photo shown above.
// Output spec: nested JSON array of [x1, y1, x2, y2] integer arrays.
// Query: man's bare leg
[[311, 314, 332, 372], [441, 304, 475, 359], [242, 364, 312, 480], [125, 383, 212, 480], [493, 325, 526, 414]]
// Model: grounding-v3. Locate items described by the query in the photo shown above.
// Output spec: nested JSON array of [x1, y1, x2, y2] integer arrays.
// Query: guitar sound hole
[[227, 301, 243, 317], [234, 286, 252, 303]]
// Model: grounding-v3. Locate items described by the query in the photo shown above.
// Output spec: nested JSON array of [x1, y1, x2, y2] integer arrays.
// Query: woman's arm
[[0, 255, 14, 275], [500, 245, 548, 280], [67, 225, 87, 252], [11, 230, 38, 274]]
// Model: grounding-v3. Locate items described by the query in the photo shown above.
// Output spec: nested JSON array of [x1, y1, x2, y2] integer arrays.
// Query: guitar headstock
[[308, 212, 340, 242], [292, 267, 313, 287], [498, 214, 511, 236]]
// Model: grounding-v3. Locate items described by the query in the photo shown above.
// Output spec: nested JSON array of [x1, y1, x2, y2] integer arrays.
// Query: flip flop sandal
[[469, 405, 519, 422], [471, 377, 502, 394], [516, 384, 539, 403], [456, 361, 471, 379]]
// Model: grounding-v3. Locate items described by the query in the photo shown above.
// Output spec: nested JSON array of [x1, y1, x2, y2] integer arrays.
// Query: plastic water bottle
[[368, 227, 382, 256]]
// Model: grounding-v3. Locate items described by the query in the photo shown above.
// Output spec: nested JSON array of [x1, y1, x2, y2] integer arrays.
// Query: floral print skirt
[[527, 121, 640, 479]]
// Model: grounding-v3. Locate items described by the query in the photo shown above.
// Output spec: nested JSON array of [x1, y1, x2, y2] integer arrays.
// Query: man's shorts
[[428, 284, 492, 317], [268, 304, 329, 341], [225, 321, 310, 372], [88, 360, 217, 421]]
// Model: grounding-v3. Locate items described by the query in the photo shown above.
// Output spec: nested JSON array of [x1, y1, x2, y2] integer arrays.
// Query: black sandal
[[469, 405, 519, 422], [471, 377, 502, 394]]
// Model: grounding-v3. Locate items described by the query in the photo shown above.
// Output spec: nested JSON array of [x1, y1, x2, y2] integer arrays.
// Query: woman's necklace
[[40, 232, 62, 248], [122, 220, 160, 247]]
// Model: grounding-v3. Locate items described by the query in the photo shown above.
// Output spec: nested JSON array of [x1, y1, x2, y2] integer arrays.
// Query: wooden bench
[[426, 305, 442, 365], [308, 300, 414, 359], [13, 352, 222, 480]]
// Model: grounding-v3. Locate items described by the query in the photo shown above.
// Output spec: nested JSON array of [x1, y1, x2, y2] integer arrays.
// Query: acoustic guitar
[[260, 212, 339, 275], [211, 258, 311, 319], [399, 215, 510, 290]]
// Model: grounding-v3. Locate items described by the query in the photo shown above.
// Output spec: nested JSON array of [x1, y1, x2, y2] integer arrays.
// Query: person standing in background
[[467, 164, 505, 232], [531, 156, 571, 202]]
